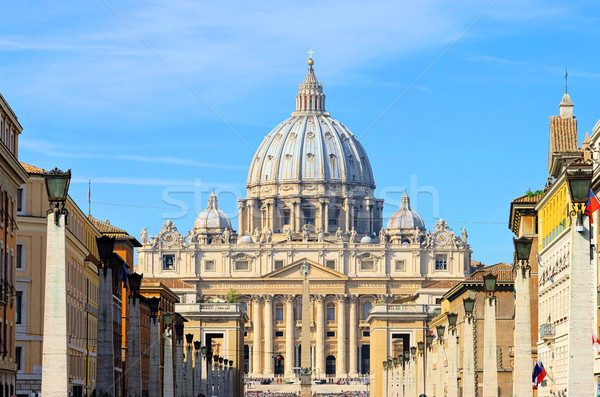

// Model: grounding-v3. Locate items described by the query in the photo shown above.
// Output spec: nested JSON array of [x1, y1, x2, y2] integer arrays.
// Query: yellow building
[[16, 163, 101, 397], [0, 93, 28, 396]]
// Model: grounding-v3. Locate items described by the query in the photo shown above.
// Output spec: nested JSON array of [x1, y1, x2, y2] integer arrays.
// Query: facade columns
[[293, 200, 301, 233], [513, 264, 533, 397], [483, 296, 498, 397], [314, 295, 325, 377], [324, 201, 330, 233], [463, 316, 476, 397], [252, 296, 262, 377], [336, 294, 347, 378], [344, 198, 350, 232], [263, 295, 274, 377], [348, 296, 358, 377], [284, 295, 295, 378]]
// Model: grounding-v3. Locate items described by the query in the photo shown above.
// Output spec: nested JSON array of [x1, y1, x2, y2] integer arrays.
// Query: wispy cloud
[[466, 55, 600, 79]]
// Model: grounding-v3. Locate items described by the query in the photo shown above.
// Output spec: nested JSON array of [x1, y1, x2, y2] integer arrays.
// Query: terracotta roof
[[88, 216, 142, 247], [422, 280, 460, 289], [467, 262, 513, 282], [144, 278, 194, 289], [512, 193, 544, 204], [549, 116, 579, 153], [20, 162, 45, 175]]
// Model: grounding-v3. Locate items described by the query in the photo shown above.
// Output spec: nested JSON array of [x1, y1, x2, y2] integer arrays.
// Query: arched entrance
[[326, 355, 336, 376]]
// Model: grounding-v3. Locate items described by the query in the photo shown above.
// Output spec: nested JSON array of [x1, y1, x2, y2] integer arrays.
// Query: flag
[[532, 363, 541, 389], [586, 190, 600, 224], [119, 263, 129, 288], [428, 329, 436, 339], [512, 284, 517, 301], [537, 362, 547, 385], [593, 332, 600, 354]]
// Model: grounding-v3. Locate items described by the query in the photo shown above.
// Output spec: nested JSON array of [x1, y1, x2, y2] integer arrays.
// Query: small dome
[[360, 235, 373, 244], [239, 235, 253, 244], [386, 192, 425, 230], [194, 191, 232, 231]]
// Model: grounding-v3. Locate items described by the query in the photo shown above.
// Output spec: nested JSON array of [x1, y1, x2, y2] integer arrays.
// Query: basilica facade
[[137, 59, 472, 380]]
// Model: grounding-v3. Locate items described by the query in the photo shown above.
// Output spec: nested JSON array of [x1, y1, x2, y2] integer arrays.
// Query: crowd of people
[[244, 393, 369, 397]]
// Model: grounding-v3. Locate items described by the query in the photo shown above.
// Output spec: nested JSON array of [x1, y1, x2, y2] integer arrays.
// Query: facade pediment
[[264, 259, 348, 280]]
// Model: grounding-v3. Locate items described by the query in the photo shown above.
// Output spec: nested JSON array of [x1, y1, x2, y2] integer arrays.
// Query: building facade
[[0, 93, 28, 396], [137, 59, 472, 384], [16, 163, 101, 397]]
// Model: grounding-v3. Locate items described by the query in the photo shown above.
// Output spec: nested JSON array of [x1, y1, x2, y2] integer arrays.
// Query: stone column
[[314, 295, 325, 378], [417, 351, 424, 397], [263, 295, 274, 377], [212, 359, 219, 396], [194, 349, 202, 397], [185, 343, 193, 397], [41, 212, 69, 397], [293, 200, 300, 233], [284, 295, 295, 379], [437, 341, 444, 397], [149, 317, 161, 397], [447, 329, 458, 397], [252, 296, 262, 377], [336, 295, 347, 378], [568, 218, 595, 395], [324, 201, 330, 233], [163, 330, 174, 397], [513, 265, 532, 397], [348, 296, 358, 377], [205, 356, 212, 397], [127, 297, 142, 397], [483, 296, 498, 397], [97, 266, 115, 397], [175, 336, 184, 397], [426, 347, 433, 397], [463, 317, 475, 397]]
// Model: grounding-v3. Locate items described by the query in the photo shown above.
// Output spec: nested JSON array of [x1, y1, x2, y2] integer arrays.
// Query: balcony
[[540, 323, 555, 342]]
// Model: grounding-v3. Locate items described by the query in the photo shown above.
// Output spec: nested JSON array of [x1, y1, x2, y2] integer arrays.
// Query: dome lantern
[[386, 191, 425, 230]]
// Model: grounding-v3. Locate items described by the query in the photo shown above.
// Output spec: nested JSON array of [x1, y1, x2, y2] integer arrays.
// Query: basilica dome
[[247, 60, 374, 189], [386, 191, 425, 230], [194, 190, 232, 231]]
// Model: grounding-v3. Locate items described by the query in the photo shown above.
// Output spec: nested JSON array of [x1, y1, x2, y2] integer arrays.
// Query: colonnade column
[[263, 295, 274, 377], [252, 296, 262, 377], [284, 295, 295, 379], [348, 296, 358, 377], [336, 294, 347, 378], [293, 200, 301, 233], [314, 295, 325, 378], [483, 295, 498, 397], [513, 262, 533, 397], [463, 315, 476, 397]]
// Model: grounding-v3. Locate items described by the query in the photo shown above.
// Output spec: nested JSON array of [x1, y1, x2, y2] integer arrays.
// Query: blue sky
[[2, 0, 600, 265]]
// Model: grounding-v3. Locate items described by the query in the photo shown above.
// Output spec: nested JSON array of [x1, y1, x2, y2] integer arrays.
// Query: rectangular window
[[204, 260, 215, 272], [162, 255, 174, 270], [274, 260, 284, 270], [275, 306, 283, 322], [235, 260, 249, 271], [15, 346, 21, 371], [435, 255, 447, 270], [327, 305, 335, 322], [16, 244, 23, 269], [360, 260, 374, 271], [275, 331, 284, 338], [16, 188, 23, 213], [395, 260, 405, 272], [283, 209, 291, 225], [16, 291, 22, 324], [326, 331, 335, 338], [363, 331, 370, 337], [326, 260, 336, 269]]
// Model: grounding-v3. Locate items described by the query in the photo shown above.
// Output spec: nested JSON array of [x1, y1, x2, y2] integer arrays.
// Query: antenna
[[88, 179, 91, 216], [565, 66, 568, 94]]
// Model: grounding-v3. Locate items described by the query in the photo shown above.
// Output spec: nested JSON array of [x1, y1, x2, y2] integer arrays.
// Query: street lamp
[[426, 333, 434, 347], [447, 312, 458, 331], [436, 325, 445, 340], [463, 297, 475, 321], [186, 333, 194, 346], [148, 297, 161, 319], [417, 341, 424, 354], [566, 160, 593, 231], [44, 168, 71, 225], [410, 346, 417, 357], [483, 272, 498, 303]]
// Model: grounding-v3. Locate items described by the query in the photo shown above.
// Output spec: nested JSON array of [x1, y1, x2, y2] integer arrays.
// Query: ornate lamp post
[[163, 312, 175, 397], [127, 272, 144, 397], [185, 333, 194, 397], [565, 160, 595, 395], [447, 312, 458, 397], [462, 297, 475, 397], [193, 341, 202, 397], [148, 297, 161, 397], [482, 273, 498, 397], [512, 236, 533, 397], [41, 168, 71, 397]]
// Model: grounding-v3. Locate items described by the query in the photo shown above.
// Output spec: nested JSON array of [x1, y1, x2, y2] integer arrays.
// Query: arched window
[[326, 355, 336, 375], [275, 303, 283, 322], [327, 304, 335, 322], [362, 301, 373, 320]]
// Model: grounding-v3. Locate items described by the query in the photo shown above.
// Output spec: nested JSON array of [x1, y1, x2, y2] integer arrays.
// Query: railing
[[540, 323, 555, 340], [370, 304, 433, 314]]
